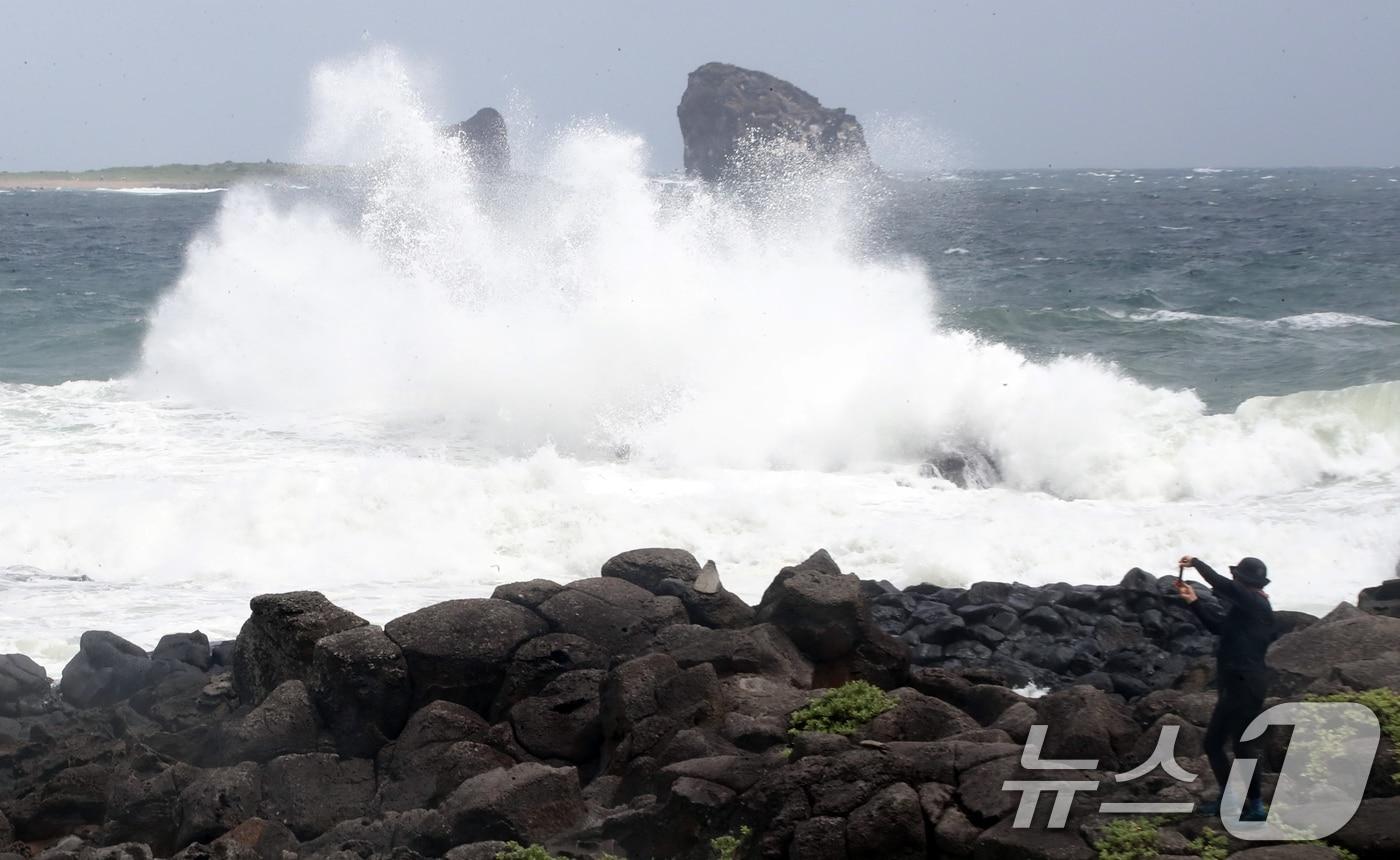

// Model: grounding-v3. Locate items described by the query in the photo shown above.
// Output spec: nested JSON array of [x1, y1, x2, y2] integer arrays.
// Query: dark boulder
[[384, 598, 546, 713], [677, 62, 870, 182], [1034, 685, 1138, 771], [756, 550, 897, 668], [0, 653, 52, 716], [857, 688, 979, 743], [60, 631, 197, 710], [440, 763, 585, 845], [791, 815, 848, 860], [1268, 612, 1400, 694], [1358, 578, 1400, 618], [232, 591, 367, 705], [448, 107, 509, 175], [846, 782, 925, 859], [972, 817, 1094, 859], [600, 654, 719, 774], [310, 626, 411, 757], [601, 548, 701, 592], [491, 632, 608, 719], [1331, 653, 1400, 691], [374, 700, 509, 812], [1332, 796, 1400, 858], [9, 761, 112, 839], [209, 817, 299, 860], [152, 632, 211, 671], [259, 753, 375, 840], [654, 572, 756, 630], [1273, 609, 1318, 637], [651, 623, 812, 687], [490, 579, 562, 611], [508, 669, 604, 763], [647, 776, 738, 857], [101, 761, 182, 855], [217, 680, 320, 765], [298, 809, 449, 858], [536, 578, 687, 657], [175, 762, 262, 848]]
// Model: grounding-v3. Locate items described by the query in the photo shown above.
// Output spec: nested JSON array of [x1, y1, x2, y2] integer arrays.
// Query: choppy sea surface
[[3, 57, 1398, 672]]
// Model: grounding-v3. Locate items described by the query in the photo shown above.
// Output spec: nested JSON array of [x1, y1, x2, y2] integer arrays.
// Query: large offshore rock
[[232, 591, 367, 705], [448, 107, 509, 175], [677, 62, 870, 181]]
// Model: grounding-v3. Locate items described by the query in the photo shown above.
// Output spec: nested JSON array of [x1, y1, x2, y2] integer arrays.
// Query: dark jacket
[[1188, 558, 1275, 676]]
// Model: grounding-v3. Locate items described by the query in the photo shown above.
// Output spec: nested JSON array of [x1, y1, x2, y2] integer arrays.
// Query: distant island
[[0, 161, 304, 190]]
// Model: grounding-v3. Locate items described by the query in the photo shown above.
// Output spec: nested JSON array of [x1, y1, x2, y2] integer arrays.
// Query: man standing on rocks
[[1173, 554, 1275, 822]]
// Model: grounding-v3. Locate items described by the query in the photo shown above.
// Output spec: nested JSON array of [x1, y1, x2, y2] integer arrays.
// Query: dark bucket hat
[[1229, 556, 1270, 588]]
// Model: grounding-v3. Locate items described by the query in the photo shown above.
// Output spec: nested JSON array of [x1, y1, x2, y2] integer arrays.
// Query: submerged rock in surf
[[447, 107, 510, 176], [920, 448, 1001, 489]]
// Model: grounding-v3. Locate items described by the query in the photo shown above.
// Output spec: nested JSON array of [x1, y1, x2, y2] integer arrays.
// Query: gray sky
[[2, 0, 1396, 172]]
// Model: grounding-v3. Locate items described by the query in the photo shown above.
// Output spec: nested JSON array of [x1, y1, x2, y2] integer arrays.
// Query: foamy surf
[[1115, 309, 1398, 330], [94, 187, 228, 195]]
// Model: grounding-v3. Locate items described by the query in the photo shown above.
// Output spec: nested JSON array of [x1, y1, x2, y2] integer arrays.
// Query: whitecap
[[1121, 309, 1397, 331], [943, 247, 970, 255], [95, 187, 227, 195], [1276, 312, 1399, 331]]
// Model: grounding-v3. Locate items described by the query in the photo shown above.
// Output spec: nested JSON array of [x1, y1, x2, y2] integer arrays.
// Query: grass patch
[[1187, 827, 1228, 860], [1093, 816, 1162, 860], [710, 825, 752, 860], [494, 844, 561, 860], [788, 681, 897, 736]]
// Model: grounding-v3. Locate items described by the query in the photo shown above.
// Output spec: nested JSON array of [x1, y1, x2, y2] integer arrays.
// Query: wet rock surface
[[1, 552, 1394, 858]]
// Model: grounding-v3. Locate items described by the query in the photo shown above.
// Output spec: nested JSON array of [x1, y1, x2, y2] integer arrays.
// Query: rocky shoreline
[[2, 549, 1398, 859]]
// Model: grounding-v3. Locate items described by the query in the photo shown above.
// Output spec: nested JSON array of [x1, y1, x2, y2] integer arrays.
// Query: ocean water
[[3, 53, 1399, 672]]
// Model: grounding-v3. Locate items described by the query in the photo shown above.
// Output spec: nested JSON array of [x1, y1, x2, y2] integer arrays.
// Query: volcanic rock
[[677, 62, 869, 182]]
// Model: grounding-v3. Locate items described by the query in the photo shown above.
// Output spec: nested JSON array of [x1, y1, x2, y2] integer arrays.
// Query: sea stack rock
[[677, 62, 870, 181], [449, 107, 510, 175]]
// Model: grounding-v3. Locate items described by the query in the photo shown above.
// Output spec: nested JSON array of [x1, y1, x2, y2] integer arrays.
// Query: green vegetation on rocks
[[787, 681, 896, 736], [1305, 687, 1400, 783], [1187, 827, 1228, 860], [710, 825, 752, 860], [1093, 817, 1162, 860]]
